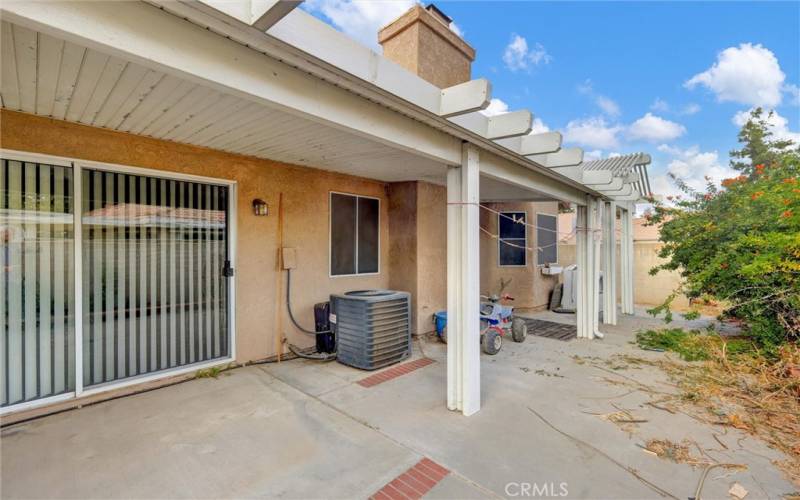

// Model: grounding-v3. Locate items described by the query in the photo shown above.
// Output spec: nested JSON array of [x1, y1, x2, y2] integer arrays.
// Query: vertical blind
[[1, 160, 75, 407], [81, 169, 229, 388], [2, 157, 232, 409]]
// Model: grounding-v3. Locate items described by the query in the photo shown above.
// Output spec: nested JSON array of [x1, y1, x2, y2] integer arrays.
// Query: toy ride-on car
[[432, 292, 527, 356]]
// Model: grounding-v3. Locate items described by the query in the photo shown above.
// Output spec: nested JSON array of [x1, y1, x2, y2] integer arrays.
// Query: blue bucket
[[433, 311, 447, 336]]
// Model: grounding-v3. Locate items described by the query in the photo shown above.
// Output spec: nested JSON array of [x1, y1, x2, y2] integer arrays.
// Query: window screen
[[498, 211, 526, 266], [330, 193, 379, 276], [537, 213, 558, 265]]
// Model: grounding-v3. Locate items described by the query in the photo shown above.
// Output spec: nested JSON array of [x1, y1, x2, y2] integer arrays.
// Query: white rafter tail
[[581, 170, 614, 185], [193, 0, 302, 30], [439, 78, 491, 117], [495, 131, 562, 156], [548, 165, 583, 182], [486, 110, 532, 139], [624, 171, 641, 184], [596, 184, 634, 196], [610, 192, 646, 202], [528, 147, 583, 167], [251, 0, 303, 30]]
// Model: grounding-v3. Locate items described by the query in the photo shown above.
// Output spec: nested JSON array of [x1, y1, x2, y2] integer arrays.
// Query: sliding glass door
[[1, 159, 75, 407], [2, 155, 233, 409], [81, 169, 230, 387]]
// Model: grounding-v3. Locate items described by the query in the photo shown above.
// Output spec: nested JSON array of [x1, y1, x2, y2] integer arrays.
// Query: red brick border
[[371, 458, 450, 500], [357, 358, 434, 388]]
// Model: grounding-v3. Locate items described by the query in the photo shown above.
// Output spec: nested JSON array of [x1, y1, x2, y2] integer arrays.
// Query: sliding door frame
[[0, 149, 237, 415]]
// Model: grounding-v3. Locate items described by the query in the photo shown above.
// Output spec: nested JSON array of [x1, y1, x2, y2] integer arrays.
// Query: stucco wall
[[415, 182, 447, 332], [479, 202, 560, 311], [387, 181, 447, 335], [558, 242, 691, 311], [1, 110, 392, 363]]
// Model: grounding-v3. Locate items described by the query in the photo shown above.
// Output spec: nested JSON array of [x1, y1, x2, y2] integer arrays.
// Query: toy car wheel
[[482, 328, 502, 355], [511, 317, 527, 342], [439, 326, 447, 344]]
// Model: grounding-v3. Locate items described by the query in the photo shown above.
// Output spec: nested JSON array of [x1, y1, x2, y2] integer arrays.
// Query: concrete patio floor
[[1, 309, 794, 499]]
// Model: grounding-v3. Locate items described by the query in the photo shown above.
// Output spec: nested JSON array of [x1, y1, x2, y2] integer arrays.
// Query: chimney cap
[[425, 3, 453, 25]]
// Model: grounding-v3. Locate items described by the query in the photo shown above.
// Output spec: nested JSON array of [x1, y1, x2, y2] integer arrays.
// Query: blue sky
[[302, 1, 800, 198]]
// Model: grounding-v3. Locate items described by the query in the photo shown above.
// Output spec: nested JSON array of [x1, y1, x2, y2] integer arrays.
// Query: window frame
[[328, 191, 381, 278], [536, 212, 559, 266], [0, 148, 237, 416], [497, 210, 528, 268]]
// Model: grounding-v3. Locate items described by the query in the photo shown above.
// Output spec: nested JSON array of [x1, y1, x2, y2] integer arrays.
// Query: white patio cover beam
[[447, 143, 481, 416], [195, 0, 302, 30], [528, 148, 584, 167], [3, 0, 462, 165], [602, 201, 618, 325], [440, 79, 492, 118], [495, 132, 562, 156], [581, 170, 614, 185], [595, 184, 634, 196], [479, 152, 589, 206]]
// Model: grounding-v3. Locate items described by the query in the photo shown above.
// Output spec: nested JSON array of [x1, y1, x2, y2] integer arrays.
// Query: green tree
[[648, 109, 800, 350]]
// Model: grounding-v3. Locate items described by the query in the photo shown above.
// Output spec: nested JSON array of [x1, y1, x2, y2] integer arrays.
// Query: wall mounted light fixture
[[252, 198, 269, 216]]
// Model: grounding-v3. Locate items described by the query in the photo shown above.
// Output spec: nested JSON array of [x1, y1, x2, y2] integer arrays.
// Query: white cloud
[[563, 116, 623, 149], [732, 108, 800, 144], [530, 117, 550, 134], [785, 83, 800, 106], [653, 144, 738, 198], [577, 80, 620, 117], [502, 34, 551, 72], [650, 98, 670, 113], [685, 43, 786, 107], [680, 103, 701, 116], [627, 113, 686, 142], [480, 98, 509, 117], [584, 150, 604, 161], [595, 96, 621, 118], [303, 0, 417, 49]]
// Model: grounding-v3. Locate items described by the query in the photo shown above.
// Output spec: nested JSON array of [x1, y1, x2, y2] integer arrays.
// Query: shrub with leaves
[[647, 108, 800, 349]]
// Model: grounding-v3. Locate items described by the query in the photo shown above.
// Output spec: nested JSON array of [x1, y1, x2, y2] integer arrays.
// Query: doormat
[[523, 318, 576, 341]]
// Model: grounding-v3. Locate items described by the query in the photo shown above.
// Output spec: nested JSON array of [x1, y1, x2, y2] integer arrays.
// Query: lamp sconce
[[252, 198, 269, 216]]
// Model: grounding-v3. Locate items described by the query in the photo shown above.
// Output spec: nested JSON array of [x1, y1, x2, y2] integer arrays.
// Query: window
[[498, 211, 527, 267], [537, 213, 558, 265], [330, 192, 379, 276]]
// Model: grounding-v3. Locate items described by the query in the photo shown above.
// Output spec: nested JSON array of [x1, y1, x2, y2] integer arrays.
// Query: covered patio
[[2, 0, 646, 422], [2, 309, 792, 499]]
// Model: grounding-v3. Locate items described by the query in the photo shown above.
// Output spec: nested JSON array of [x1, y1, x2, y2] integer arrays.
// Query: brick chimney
[[378, 4, 475, 88]]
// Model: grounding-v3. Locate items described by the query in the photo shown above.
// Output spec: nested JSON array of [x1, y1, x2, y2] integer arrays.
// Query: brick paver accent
[[370, 458, 450, 499], [356, 358, 434, 388]]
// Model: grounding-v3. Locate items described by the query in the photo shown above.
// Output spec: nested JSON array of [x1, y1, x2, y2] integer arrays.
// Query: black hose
[[286, 268, 331, 335], [287, 342, 336, 361]]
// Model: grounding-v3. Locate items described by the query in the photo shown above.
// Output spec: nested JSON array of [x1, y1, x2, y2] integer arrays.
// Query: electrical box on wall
[[282, 247, 297, 270]]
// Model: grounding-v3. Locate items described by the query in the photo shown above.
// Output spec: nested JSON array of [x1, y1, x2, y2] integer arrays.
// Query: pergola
[[0, 0, 651, 416]]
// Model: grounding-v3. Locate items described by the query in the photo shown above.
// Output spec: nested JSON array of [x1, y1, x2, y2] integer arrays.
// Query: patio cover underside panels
[[0, 20, 571, 204], [0, 21, 446, 184]]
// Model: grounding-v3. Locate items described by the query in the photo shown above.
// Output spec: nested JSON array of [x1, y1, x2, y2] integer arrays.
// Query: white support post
[[575, 202, 590, 339], [447, 143, 481, 416], [620, 206, 635, 315], [446, 166, 462, 411], [591, 197, 602, 336], [576, 197, 603, 339], [602, 201, 618, 325]]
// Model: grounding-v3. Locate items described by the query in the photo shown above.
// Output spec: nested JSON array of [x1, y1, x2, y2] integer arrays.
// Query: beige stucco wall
[[0, 110, 393, 366], [387, 181, 447, 335], [480, 202, 560, 312], [558, 242, 691, 311]]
